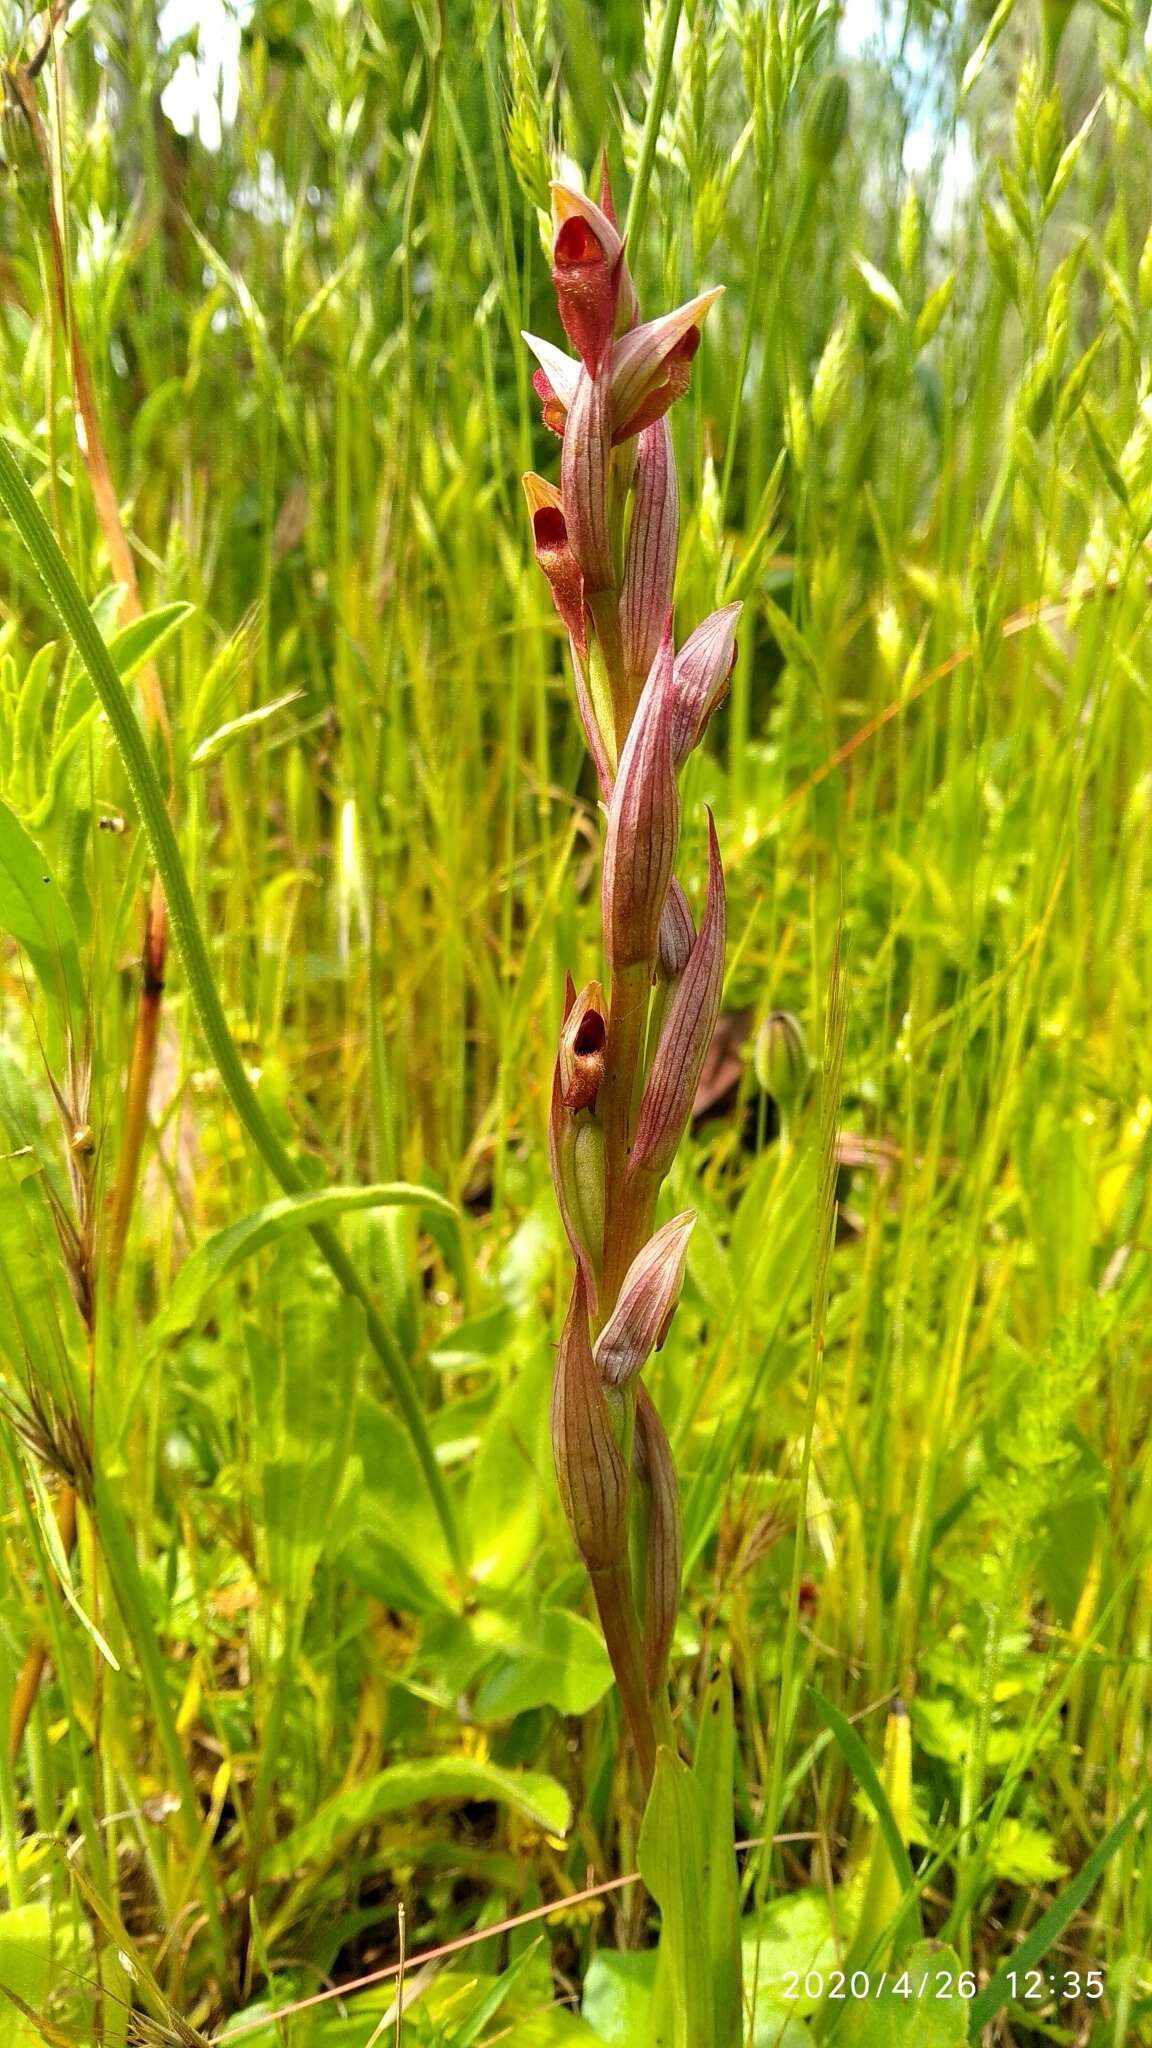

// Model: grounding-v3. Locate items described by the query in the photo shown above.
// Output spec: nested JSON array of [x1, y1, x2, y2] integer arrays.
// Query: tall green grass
[[1, 0, 1151, 2042]]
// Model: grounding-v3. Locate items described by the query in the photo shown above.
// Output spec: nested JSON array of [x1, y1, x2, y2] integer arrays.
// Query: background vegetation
[[1, 0, 1151, 2041]]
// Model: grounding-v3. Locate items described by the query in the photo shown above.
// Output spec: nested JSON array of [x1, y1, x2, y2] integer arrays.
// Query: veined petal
[[561, 367, 614, 594], [594, 1210, 695, 1387], [621, 420, 679, 690], [630, 810, 726, 1180], [601, 627, 680, 971], [552, 1270, 628, 1574], [610, 288, 724, 441], [671, 601, 742, 765]]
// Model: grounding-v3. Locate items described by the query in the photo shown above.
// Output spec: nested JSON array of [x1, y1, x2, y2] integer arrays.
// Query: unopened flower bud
[[621, 420, 679, 691], [803, 72, 851, 171], [656, 879, 694, 984], [670, 602, 742, 766], [552, 1272, 628, 1574], [754, 1010, 809, 1120], [593, 1210, 695, 1387], [631, 811, 725, 1181], [633, 1385, 682, 1694], [561, 367, 614, 594], [560, 981, 607, 1110], [602, 630, 679, 972]]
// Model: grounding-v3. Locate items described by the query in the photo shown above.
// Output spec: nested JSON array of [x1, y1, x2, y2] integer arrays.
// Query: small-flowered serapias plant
[[522, 169, 739, 1789]]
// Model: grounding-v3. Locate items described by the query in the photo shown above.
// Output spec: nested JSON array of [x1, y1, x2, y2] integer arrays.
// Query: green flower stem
[[0, 435, 465, 1583]]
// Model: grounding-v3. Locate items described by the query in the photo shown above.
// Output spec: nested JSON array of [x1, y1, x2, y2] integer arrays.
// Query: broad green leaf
[[429, 1302, 517, 1371], [466, 1337, 550, 1585], [338, 1394, 455, 1614], [638, 1747, 713, 2048], [743, 1894, 843, 2017], [846, 1942, 969, 2046], [147, 1182, 455, 1348], [582, 1950, 657, 2045], [0, 799, 83, 1016], [0, 1906, 90, 2048], [264, 1757, 571, 1876], [750, 2011, 815, 2048], [471, 1604, 612, 1721]]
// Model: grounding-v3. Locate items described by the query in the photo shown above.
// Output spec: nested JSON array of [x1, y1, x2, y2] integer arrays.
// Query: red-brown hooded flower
[[551, 182, 639, 352], [559, 980, 608, 1110], [523, 287, 722, 446], [522, 473, 587, 656]]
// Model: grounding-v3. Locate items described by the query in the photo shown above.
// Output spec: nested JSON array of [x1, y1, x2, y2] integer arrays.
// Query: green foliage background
[[1, 0, 1151, 2041]]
